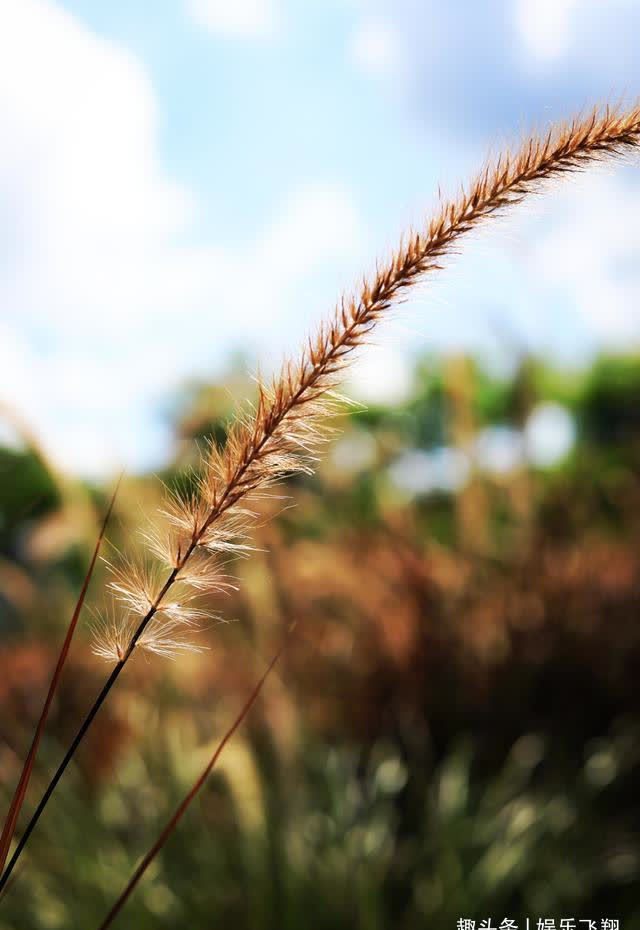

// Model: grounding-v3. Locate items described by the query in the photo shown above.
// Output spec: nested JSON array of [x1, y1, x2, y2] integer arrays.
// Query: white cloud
[[0, 0, 193, 328], [0, 1, 365, 476], [513, 0, 581, 65], [251, 185, 363, 298], [186, 0, 277, 39], [0, 0, 194, 473], [521, 170, 640, 347], [350, 19, 400, 79]]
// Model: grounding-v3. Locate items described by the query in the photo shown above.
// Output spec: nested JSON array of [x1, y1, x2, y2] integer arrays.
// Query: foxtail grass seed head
[[92, 103, 640, 664]]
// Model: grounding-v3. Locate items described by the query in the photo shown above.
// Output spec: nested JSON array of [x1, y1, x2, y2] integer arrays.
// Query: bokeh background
[[1, 1, 640, 927]]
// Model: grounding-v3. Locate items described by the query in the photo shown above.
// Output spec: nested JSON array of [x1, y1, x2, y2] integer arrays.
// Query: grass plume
[[95, 103, 640, 660]]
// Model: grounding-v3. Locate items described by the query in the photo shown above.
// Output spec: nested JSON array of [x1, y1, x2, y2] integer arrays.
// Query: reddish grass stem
[[97, 638, 287, 930], [0, 479, 120, 875]]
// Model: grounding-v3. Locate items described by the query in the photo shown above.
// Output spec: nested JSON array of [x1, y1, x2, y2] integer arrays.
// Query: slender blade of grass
[[97, 633, 289, 930], [0, 478, 121, 874]]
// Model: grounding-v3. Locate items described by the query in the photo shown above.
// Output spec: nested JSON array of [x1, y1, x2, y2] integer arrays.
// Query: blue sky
[[1, 0, 639, 475]]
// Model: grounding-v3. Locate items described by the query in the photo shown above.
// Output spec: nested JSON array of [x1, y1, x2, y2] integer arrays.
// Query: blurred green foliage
[[0, 447, 59, 557]]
